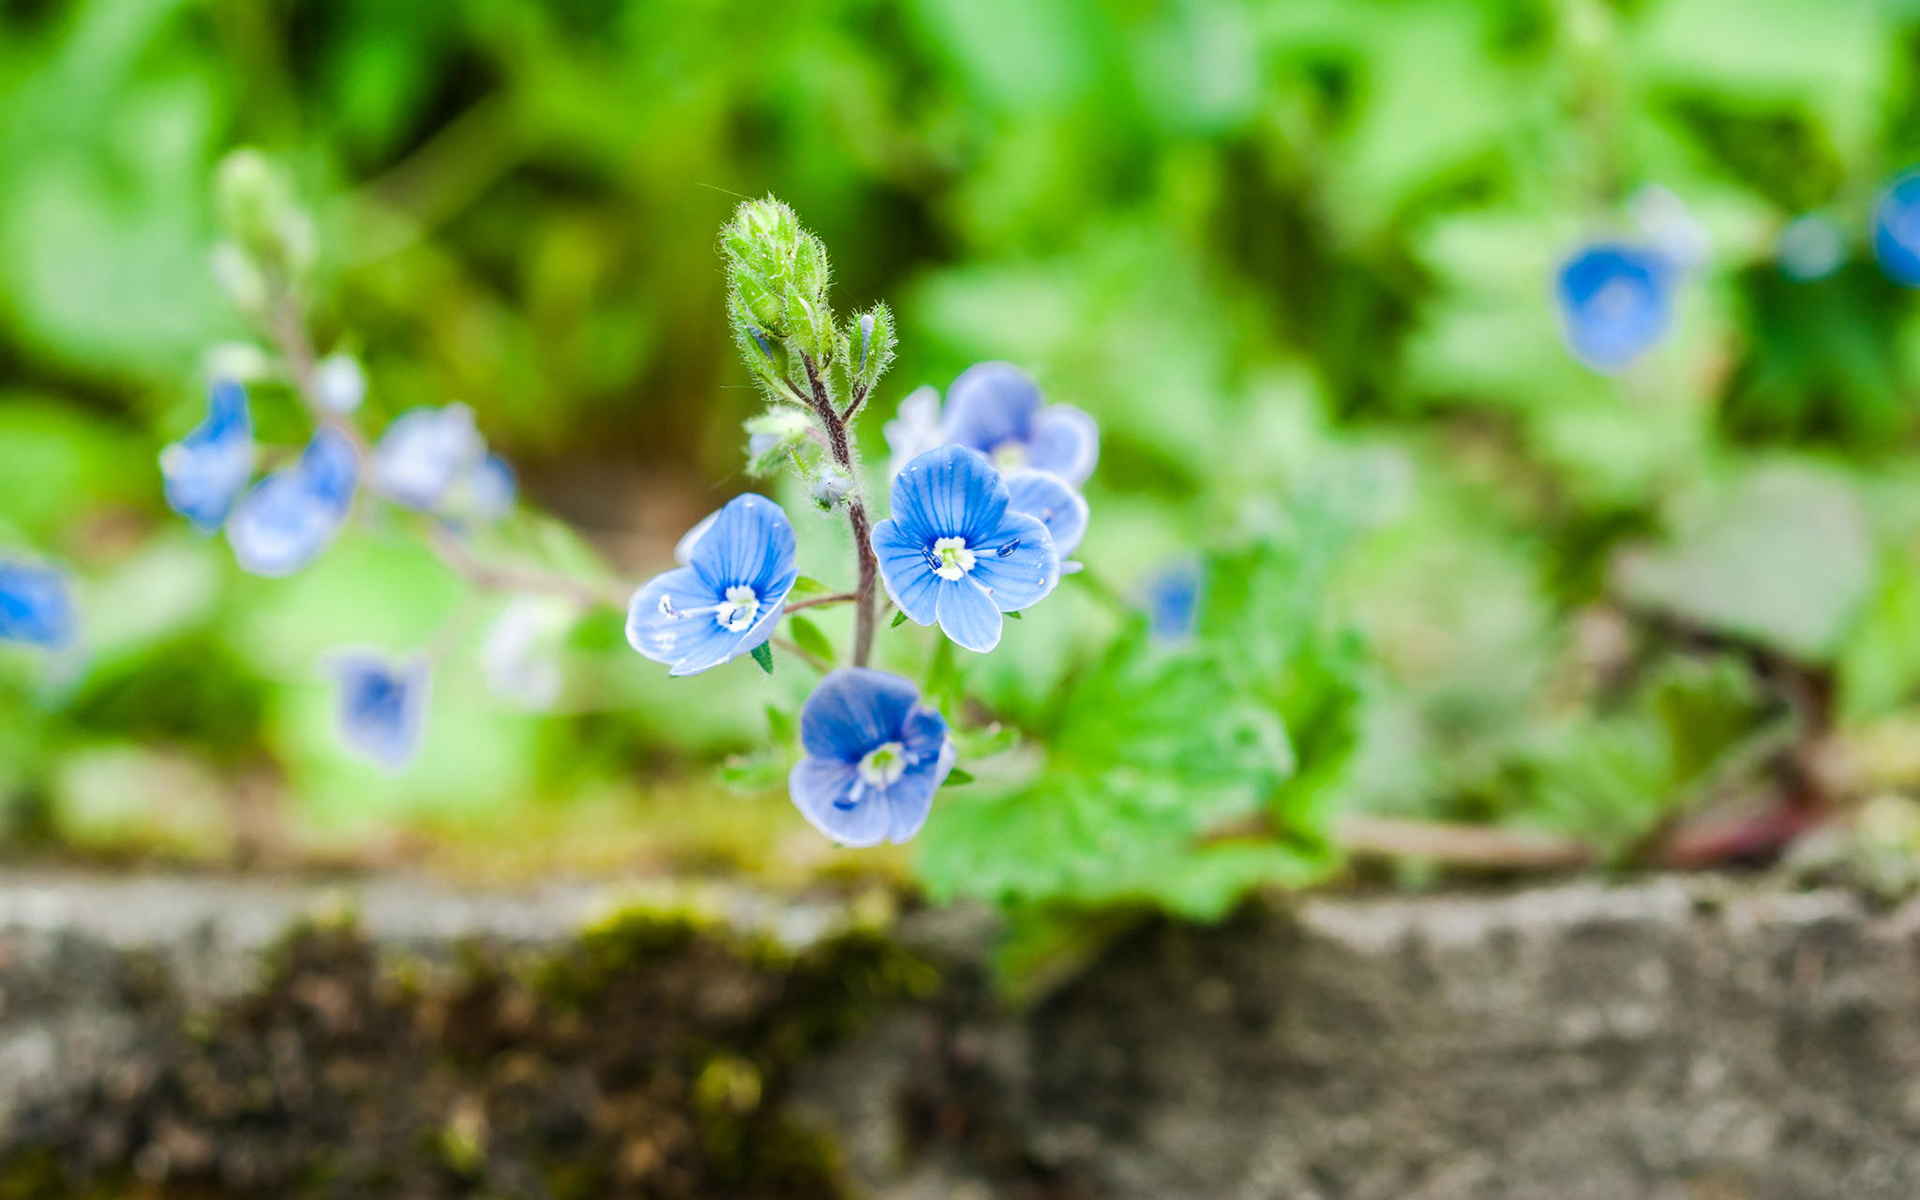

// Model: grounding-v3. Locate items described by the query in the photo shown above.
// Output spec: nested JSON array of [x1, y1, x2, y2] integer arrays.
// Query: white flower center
[[932, 536, 976, 581], [990, 439, 1028, 469], [714, 585, 761, 632], [858, 741, 909, 786]]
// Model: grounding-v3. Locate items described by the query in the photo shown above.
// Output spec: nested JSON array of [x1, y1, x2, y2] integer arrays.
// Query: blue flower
[[160, 378, 255, 532], [1873, 169, 1920, 287], [1554, 244, 1674, 373], [0, 559, 76, 650], [883, 385, 943, 478], [1142, 561, 1201, 643], [938, 362, 1098, 484], [371, 404, 486, 511], [789, 667, 954, 847], [1003, 469, 1088, 569], [626, 494, 797, 676], [226, 427, 358, 577], [872, 444, 1059, 653], [328, 651, 430, 771], [314, 353, 366, 413]]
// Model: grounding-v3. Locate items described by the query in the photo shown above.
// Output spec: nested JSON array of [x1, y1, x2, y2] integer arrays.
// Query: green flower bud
[[212, 148, 314, 282]]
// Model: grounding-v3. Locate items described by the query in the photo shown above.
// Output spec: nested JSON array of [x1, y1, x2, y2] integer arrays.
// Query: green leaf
[[1005, 609, 1022, 620], [789, 575, 834, 599], [945, 767, 976, 786], [750, 642, 774, 675], [789, 614, 834, 662], [890, 609, 909, 629], [765, 703, 796, 746]]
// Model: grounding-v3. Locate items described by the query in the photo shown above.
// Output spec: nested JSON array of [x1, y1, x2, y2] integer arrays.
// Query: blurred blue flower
[[452, 453, 517, 522], [160, 378, 254, 532], [370, 404, 487, 512], [1554, 244, 1674, 373], [883, 385, 943, 478], [872, 444, 1059, 653], [626, 494, 797, 676], [314, 353, 366, 413], [328, 651, 430, 771], [0, 559, 76, 650], [226, 427, 358, 577], [939, 362, 1099, 484], [1003, 469, 1088, 570], [1778, 214, 1846, 282], [1142, 561, 1201, 643], [482, 595, 575, 710], [789, 667, 954, 846], [1873, 170, 1920, 286]]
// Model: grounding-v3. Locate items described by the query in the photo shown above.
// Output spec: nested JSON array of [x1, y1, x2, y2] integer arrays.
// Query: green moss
[[0, 896, 937, 1199]]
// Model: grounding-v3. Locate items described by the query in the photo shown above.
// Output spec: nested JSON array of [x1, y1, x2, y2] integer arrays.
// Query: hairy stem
[[783, 591, 858, 614], [801, 353, 879, 668]]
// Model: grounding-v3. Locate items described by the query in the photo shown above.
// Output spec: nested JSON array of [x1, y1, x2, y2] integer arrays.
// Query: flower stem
[[783, 591, 858, 614], [800, 353, 879, 668]]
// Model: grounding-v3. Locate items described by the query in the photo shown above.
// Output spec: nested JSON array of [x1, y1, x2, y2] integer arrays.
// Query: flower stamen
[[858, 740, 909, 786], [931, 536, 976, 581]]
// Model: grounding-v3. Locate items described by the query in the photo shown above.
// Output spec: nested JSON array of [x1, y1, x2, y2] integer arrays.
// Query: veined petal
[[688, 493, 797, 595], [871, 517, 941, 626], [1003, 469, 1088, 558], [625, 566, 725, 668], [890, 443, 1008, 544], [935, 577, 1003, 653], [798, 667, 918, 761], [968, 509, 1058, 613], [1026, 404, 1099, 484], [940, 361, 1041, 453], [789, 755, 891, 847]]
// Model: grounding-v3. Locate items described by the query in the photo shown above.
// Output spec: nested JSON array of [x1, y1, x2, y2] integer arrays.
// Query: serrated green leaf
[[750, 642, 774, 675], [789, 614, 834, 662]]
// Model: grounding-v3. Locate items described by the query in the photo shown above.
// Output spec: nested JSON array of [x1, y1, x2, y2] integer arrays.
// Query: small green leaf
[[750, 642, 774, 674], [790, 614, 834, 662], [1006, 609, 1023, 620], [790, 575, 833, 599], [945, 767, 976, 786], [890, 609, 909, 628], [765, 703, 796, 745]]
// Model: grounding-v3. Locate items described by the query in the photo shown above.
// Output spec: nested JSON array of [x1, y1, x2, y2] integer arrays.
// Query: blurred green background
[[6, 0, 1920, 897]]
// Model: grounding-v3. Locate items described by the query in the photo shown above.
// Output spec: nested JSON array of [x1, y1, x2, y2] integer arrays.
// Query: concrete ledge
[[1, 872, 1917, 1198]]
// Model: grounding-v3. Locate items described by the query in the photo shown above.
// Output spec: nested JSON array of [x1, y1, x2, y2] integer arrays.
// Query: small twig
[[424, 523, 629, 610], [772, 635, 832, 675], [1336, 814, 1593, 870], [784, 591, 858, 614]]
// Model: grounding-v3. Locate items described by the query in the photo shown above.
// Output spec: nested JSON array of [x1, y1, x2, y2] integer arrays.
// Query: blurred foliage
[[8, 0, 1920, 912]]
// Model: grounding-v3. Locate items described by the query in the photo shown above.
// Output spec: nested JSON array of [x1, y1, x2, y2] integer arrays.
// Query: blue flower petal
[[967, 508, 1058, 613], [625, 565, 731, 674], [226, 428, 358, 578], [798, 667, 920, 761], [789, 756, 894, 847], [1003, 470, 1088, 558], [1874, 170, 1920, 287], [1554, 244, 1673, 373], [160, 379, 255, 532], [935, 577, 1003, 653], [939, 361, 1041, 455], [371, 405, 484, 510], [889, 444, 1008, 545], [870, 516, 942, 626], [674, 510, 719, 565], [0, 560, 76, 650], [1025, 404, 1099, 484], [688, 494, 798, 597], [329, 651, 430, 771]]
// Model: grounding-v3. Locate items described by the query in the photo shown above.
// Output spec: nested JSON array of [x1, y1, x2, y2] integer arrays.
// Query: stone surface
[[2, 871, 1919, 1198]]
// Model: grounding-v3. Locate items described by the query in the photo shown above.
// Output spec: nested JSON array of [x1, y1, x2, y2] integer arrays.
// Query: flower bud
[[212, 148, 315, 280]]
